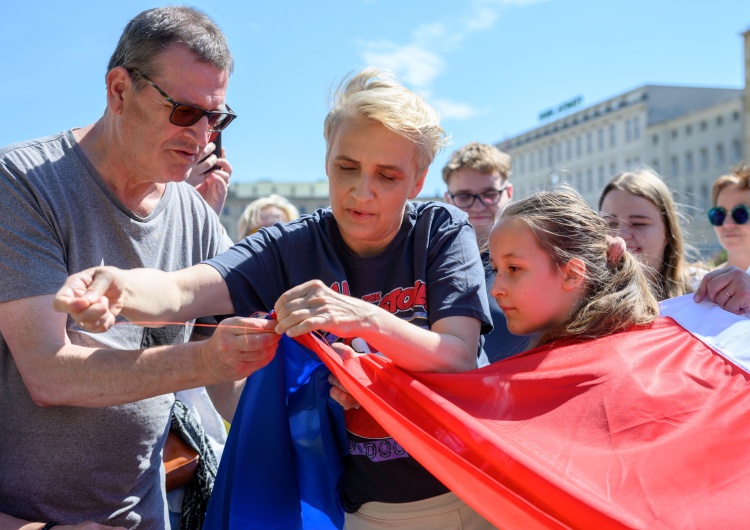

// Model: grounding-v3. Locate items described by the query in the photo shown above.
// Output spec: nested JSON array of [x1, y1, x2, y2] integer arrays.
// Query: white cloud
[[431, 98, 484, 120], [362, 43, 444, 87], [358, 0, 541, 119]]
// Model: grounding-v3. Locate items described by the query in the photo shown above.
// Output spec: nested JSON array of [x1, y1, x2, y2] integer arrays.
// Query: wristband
[[40, 523, 60, 530]]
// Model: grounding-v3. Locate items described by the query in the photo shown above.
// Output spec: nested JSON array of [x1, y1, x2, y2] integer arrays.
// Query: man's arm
[[274, 280, 480, 373], [53, 263, 233, 331], [2, 294, 278, 408]]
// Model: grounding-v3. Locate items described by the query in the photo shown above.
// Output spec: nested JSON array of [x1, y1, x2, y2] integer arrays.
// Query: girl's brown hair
[[499, 187, 659, 347]]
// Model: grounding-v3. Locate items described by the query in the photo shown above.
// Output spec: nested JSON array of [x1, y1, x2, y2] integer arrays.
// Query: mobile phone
[[201, 132, 222, 170]]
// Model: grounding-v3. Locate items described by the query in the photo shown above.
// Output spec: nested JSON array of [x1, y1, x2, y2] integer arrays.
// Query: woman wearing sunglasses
[[708, 164, 750, 273]]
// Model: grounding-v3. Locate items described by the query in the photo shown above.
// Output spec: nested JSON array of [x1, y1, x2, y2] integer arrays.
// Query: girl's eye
[[508, 266, 520, 273]]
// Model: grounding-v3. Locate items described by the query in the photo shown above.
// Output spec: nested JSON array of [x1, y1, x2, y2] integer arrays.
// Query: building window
[[538, 150, 544, 168], [685, 152, 694, 174], [566, 139, 572, 160], [671, 129, 678, 139], [700, 120, 708, 131], [733, 139, 742, 162], [670, 156, 679, 177], [609, 125, 616, 147], [598, 128, 605, 151], [518, 154, 525, 174], [530, 152, 535, 171], [633, 116, 641, 139], [700, 147, 709, 170], [716, 115, 724, 127], [556, 142, 563, 163], [609, 162, 616, 176], [652, 134, 659, 145], [586, 132, 593, 154], [576, 136, 583, 157], [625, 119, 632, 142], [733, 111, 741, 122], [686, 124, 693, 136], [715, 144, 725, 167], [586, 169, 593, 192], [597, 166, 605, 188]]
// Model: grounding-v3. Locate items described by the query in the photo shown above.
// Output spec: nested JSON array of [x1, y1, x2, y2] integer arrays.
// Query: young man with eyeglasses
[[443, 142, 531, 362], [0, 7, 271, 530]]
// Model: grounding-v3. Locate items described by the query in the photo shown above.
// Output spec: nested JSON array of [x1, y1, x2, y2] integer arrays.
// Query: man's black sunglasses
[[708, 204, 750, 226], [126, 67, 237, 132]]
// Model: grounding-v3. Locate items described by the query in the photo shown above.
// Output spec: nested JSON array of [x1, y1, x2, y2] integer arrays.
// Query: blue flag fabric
[[203, 335, 347, 530]]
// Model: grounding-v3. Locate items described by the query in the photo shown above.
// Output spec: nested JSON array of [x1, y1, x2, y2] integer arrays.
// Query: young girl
[[490, 186, 659, 346], [599, 168, 701, 301]]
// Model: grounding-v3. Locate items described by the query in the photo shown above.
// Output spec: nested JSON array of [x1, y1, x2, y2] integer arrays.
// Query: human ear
[[506, 183, 513, 200], [106, 67, 129, 116], [561, 258, 586, 291], [409, 168, 428, 199]]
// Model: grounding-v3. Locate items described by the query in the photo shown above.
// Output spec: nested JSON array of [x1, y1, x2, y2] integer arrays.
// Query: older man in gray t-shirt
[[0, 7, 277, 529]]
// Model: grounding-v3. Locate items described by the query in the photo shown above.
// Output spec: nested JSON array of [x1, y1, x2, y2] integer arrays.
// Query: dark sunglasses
[[707, 204, 750, 226], [126, 67, 237, 132]]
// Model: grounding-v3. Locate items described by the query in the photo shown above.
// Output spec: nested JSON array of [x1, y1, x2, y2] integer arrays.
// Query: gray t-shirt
[[0, 130, 229, 529]]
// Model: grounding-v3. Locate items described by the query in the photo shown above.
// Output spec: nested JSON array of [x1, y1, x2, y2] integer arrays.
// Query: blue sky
[[1, 0, 747, 197]]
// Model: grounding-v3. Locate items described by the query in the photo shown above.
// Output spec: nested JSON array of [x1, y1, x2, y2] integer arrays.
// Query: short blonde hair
[[599, 168, 692, 300], [498, 187, 659, 347], [442, 142, 511, 184], [711, 163, 750, 206], [323, 67, 448, 173], [236, 194, 300, 241]]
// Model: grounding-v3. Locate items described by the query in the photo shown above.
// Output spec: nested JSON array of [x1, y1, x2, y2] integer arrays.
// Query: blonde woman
[[236, 194, 299, 241]]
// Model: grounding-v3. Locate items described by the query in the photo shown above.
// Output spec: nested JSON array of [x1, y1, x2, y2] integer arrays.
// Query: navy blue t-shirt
[[207, 201, 491, 510]]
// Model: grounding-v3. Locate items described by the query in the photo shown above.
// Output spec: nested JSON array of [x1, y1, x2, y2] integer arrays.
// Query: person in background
[[443, 142, 530, 361], [236, 193, 300, 241], [708, 164, 750, 273], [55, 67, 495, 529], [0, 7, 277, 529], [599, 168, 704, 301]]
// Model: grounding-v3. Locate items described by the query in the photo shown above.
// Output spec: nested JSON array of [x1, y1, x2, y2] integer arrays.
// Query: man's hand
[[693, 266, 750, 316], [199, 317, 281, 382], [187, 143, 232, 215], [273, 280, 376, 339], [53, 266, 126, 332]]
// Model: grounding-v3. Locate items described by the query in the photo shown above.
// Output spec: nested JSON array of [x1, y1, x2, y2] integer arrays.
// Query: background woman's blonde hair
[[236, 194, 300, 241], [499, 187, 659, 347], [323, 67, 449, 173], [711, 163, 750, 206], [598, 168, 693, 300]]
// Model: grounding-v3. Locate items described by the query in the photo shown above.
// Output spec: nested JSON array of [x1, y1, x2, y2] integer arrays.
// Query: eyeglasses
[[126, 67, 237, 132], [708, 204, 749, 226], [448, 186, 507, 209]]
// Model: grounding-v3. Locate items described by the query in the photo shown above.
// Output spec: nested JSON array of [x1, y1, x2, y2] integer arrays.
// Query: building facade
[[496, 28, 750, 258]]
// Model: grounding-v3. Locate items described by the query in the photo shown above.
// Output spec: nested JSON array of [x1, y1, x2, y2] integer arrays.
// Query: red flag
[[297, 316, 750, 529]]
